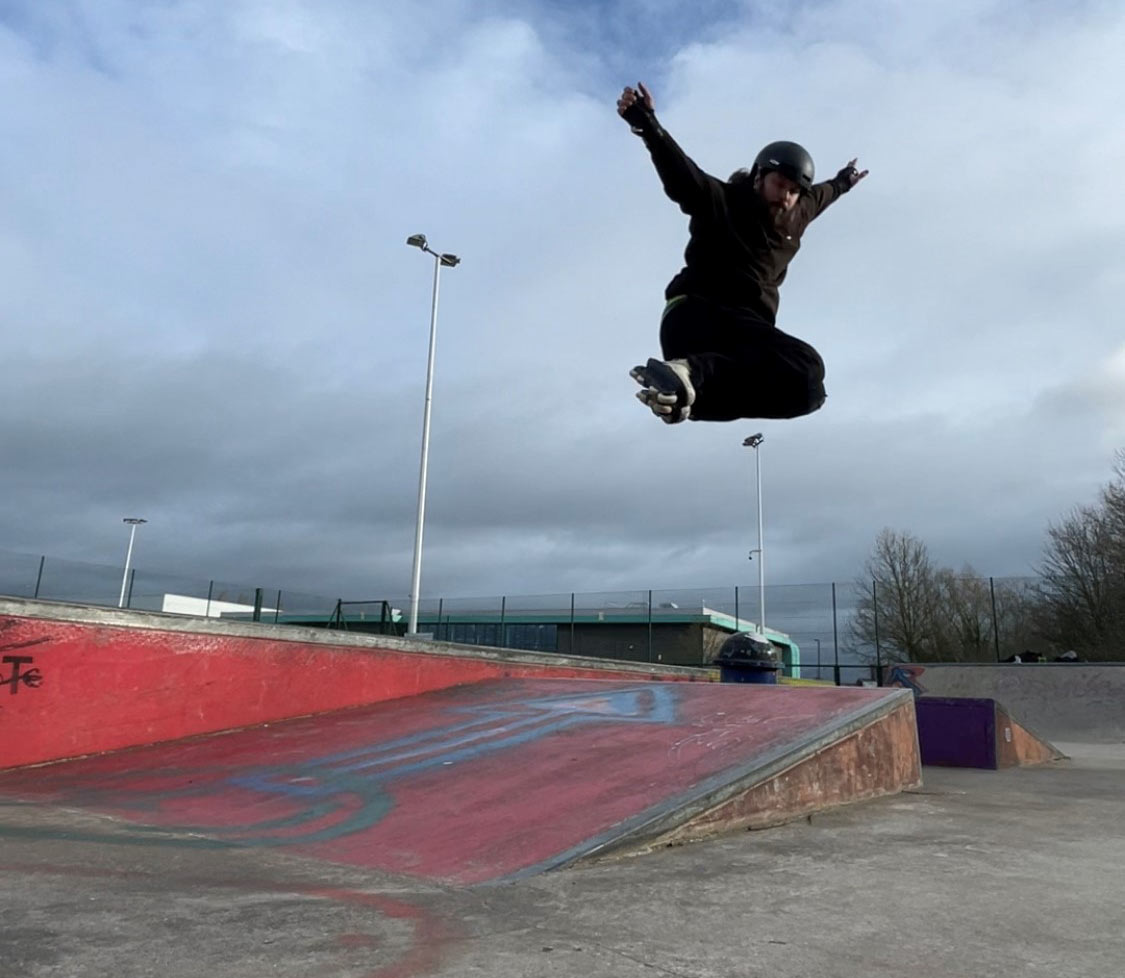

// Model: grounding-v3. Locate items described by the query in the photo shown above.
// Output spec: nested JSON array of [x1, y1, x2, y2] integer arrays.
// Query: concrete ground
[[2, 742, 1123, 978]]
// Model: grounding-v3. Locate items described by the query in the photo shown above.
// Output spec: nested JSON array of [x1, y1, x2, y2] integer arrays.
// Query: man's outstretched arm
[[618, 82, 719, 216], [806, 159, 870, 219]]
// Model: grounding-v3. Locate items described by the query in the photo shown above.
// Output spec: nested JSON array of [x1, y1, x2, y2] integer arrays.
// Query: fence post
[[500, 595, 506, 648], [989, 577, 1001, 661], [253, 588, 263, 622], [205, 580, 214, 618], [33, 556, 45, 598], [872, 578, 883, 686], [570, 592, 576, 653], [437, 597, 444, 641], [734, 585, 739, 628], [832, 582, 841, 686], [275, 590, 282, 623], [647, 589, 653, 662]]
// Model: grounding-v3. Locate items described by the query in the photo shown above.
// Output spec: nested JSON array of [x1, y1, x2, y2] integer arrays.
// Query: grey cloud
[[1, 0, 1124, 613]]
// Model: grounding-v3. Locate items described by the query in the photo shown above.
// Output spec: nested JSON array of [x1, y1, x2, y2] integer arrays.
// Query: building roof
[[266, 604, 797, 649]]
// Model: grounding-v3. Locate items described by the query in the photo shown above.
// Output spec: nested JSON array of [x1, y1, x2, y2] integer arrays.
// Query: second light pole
[[405, 234, 460, 636], [743, 433, 765, 634]]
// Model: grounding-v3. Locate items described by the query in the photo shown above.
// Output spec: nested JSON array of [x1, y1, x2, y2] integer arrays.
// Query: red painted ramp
[[0, 679, 918, 885]]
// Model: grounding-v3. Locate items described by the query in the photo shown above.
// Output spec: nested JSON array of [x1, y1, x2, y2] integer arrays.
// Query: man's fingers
[[840, 158, 869, 185], [620, 82, 653, 109], [618, 82, 651, 120]]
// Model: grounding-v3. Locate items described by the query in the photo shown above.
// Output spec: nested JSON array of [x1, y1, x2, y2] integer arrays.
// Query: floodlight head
[[406, 234, 427, 249], [123, 517, 147, 525], [743, 433, 764, 448], [439, 253, 461, 268]]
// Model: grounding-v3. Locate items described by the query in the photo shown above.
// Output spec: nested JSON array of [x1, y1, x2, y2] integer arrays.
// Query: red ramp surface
[[0, 678, 918, 885]]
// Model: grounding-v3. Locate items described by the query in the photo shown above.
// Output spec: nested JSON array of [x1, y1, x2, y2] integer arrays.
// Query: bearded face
[[755, 170, 802, 227]]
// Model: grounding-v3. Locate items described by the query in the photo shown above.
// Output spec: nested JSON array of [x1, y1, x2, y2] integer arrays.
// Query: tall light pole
[[405, 234, 460, 636], [743, 433, 765, 634], [118, 517, 147, 608]]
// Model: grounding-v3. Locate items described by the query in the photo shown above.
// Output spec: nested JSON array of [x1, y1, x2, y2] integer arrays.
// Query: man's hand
[[617, 82, 654, 128], [838, 158, 869, 188]]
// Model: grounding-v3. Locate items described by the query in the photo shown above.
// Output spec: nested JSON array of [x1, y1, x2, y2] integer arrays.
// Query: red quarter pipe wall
[[0, 603, 705, 770]]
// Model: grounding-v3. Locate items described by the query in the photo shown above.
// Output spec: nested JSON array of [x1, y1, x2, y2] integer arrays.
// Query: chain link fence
[[0, 547, 338, 622], [1, 547, 1096, 679]]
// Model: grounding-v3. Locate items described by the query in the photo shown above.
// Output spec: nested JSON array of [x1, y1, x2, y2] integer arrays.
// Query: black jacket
[[634, 111, 851, 325]]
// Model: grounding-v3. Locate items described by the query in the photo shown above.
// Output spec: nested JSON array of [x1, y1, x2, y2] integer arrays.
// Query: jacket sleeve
[[803, 170, 854, 222], [628, 108, 722, 216]]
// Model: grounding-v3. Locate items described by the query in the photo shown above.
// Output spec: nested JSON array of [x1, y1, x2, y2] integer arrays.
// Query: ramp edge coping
[[0, 596, 705, 678]]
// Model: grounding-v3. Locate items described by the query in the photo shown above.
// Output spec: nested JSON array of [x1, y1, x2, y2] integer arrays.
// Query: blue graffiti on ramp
[[0, 684, 682, 848]]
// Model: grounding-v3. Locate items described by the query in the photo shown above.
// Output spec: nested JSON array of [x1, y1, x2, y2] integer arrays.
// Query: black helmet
[[714, 632, 780, 669], [753, 141, 815, 191]]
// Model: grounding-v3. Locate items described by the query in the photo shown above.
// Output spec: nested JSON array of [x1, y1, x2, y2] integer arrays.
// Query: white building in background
[[161, 593, 278, 619]]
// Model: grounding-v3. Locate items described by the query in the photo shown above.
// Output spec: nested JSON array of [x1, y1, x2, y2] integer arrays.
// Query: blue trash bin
[[718, 661, 779, 684], [714, 632, 780, 684]]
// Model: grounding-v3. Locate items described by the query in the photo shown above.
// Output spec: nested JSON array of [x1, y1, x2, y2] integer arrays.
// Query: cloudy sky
[[2, 0, 1123, 609]]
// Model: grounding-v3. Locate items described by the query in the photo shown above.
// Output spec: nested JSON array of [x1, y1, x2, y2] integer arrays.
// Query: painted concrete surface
[[995, 705, 1064, 767], [0, 598, 708, 769], [0, 678, 909, 886], [0, 745, 1117, 978], [886, 662, 1125, 742], [914, 697, 1062, 769], [915, 697, 1003, 767], [652, 697, 920, 847]]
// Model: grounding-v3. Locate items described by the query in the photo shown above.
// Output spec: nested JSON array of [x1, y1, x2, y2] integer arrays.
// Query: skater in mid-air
[[618, 82, 868, 424]]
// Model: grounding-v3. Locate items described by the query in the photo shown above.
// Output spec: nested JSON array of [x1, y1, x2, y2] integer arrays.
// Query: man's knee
[[800, 347, 826, 414], [788, 383, 826, 418], [762, 381, 825, 420]]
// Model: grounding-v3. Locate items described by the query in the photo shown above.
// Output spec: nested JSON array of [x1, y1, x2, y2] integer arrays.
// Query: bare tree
[[1102, 450, 1125, 569], [1034, 453, 1125, 660], [931, 567, 996, 661], [850, 452, 1125, 665], [850, 529, 941, 662], [851, 540, 1041, 664], [991, 578, 1043, 658]]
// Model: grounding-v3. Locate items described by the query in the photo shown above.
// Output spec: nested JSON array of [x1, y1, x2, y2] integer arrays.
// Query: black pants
[[659, 295, 827, 421]]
